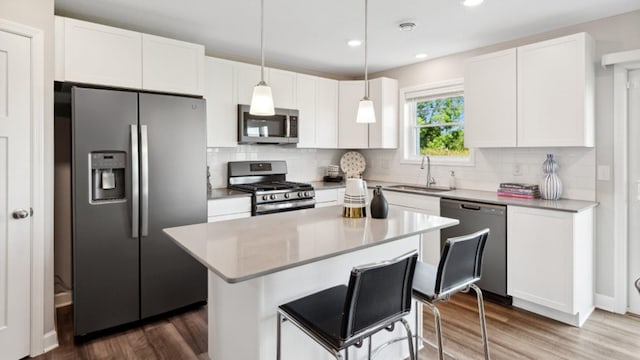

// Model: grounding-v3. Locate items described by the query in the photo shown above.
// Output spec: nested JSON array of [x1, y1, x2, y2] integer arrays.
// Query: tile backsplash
[[207, 146, 596, 201], [362, 147, 596, 201], [207, 146, 345, 188]]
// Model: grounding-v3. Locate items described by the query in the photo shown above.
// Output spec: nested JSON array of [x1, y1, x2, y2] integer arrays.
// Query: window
[[403, 79, 472, 164]]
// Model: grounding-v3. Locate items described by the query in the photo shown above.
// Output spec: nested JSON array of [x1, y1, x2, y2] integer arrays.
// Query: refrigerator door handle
[[141, 125, 149, 237], [131, 124, 139, 238]]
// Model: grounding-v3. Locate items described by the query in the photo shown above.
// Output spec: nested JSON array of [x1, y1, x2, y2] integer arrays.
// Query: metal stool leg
[[422, 301, 444, 360], [415, 301, 420, 360], [276, 312, 282, 360], [471, 284, 490, 360], [400, 318, 416, 360], [368, 336, 372, 360]]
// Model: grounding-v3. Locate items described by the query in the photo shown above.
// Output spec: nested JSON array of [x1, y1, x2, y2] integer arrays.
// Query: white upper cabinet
[[517, 33, 594, 147], [235, 62, 263, 106], [315, 77, 339, 148], [296, 74, 338, 149], [296, 74, 317, 148], [204, 57, 237, 147], [55, 16, 142, 89], [463, 32, 594, 148], [142, 34, 204, 96], [55, 16, 205, 96], [338, 77, 398, 149], [464, 49, 517, 148], [338, 80, 369, 149], [368, 77, 398, 149], [268, 68, 297, 109]]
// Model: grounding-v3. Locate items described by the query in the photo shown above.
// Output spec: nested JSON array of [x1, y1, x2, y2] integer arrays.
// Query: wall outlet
[[512, 163, 523, 176]]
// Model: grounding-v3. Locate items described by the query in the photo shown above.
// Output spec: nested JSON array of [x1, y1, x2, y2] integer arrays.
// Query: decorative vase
[[370, 186, 389, 219], [540, 154, 563, 200]]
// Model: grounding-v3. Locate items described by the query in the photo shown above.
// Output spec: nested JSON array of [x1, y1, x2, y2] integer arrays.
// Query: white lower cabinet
[[507, 206, 594, 326], [314, 188, 340, 208], [207, 197, 251, 223], [384, 191, 441, 266]]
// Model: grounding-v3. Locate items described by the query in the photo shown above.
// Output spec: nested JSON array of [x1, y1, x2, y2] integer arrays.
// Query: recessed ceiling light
[[415, 53, 428, 59], [398, 22, 417, 32], [462, 0, 484, 6], [347, 39, 362, 47]]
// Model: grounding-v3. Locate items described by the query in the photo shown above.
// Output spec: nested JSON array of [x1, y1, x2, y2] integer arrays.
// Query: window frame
[[400, 78, 474, 166]]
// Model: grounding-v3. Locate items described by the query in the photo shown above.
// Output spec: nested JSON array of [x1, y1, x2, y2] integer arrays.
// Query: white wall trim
[[0, 19, 55, 356], [602, 49, 640, 314], [595, 293, 617, 312]]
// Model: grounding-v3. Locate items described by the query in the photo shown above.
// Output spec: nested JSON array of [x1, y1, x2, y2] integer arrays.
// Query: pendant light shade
[[356, 98, 375, 123], [250, 81, 275, 115], [249, 0, 275, 116], [355, 0, 376, 123]]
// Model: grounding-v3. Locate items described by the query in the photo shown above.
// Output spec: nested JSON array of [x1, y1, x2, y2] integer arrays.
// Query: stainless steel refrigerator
[[71, 87, 207, 336]]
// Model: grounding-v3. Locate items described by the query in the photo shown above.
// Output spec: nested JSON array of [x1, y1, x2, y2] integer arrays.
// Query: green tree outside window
[[416, 96, 469, 157]]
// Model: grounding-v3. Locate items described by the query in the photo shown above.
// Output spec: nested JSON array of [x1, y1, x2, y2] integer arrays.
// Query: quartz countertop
[[164, 205, 458, 283], [208, 180, 597, 213]]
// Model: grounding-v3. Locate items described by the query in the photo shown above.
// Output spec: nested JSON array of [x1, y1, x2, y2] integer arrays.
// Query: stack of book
[[497, 183, 540, 199]]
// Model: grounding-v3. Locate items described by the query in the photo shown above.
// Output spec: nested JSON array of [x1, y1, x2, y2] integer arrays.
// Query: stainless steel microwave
[[238, 104, 299, 144]]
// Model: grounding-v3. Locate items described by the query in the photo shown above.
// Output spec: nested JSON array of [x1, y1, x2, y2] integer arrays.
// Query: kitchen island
[[164, 205, 458, 360]]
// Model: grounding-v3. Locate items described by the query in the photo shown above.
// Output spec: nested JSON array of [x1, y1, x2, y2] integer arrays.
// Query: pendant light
[[356, 0, 376, 123], [249, 0, 275, 116]]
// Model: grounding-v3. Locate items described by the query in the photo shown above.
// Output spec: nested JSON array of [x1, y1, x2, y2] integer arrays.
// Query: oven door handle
[[255, 198, 316, 213]]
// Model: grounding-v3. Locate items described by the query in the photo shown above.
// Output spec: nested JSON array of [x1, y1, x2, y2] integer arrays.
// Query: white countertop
[[164, 205, 458, 283]]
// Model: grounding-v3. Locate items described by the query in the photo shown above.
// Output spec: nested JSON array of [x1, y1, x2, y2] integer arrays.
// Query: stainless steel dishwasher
[[440, 198, 510, 303]]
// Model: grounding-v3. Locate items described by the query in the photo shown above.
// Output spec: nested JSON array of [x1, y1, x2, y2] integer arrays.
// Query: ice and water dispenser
[[90, 152, 126, 203]]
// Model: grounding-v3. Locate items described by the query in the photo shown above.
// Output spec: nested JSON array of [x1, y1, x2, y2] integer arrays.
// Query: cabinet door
[[507, 206, 574, 313], [517, 33, 594, 147], [236, 63, 263, 106], [316, 78, 339, 148], [142, 34, 204, 95], [269, 68, 297, 109], [369, 78, 398, 149], [296, 74, 317, 148], [338, 81, 369, 149], [464, 49, 517, 147], [61, 17, 142, 88], [385, 191, 440, 266], [204, 57, 237, 147]]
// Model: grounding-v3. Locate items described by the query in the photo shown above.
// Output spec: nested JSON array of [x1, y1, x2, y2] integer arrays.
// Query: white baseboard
[[43, 330, 59, 353], [54, 291, 72, 308], [595, 293, 617, 312], [512, 297, 594, 327]]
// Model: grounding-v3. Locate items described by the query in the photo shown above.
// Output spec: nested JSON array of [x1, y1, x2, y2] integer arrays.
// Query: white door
[[629, 69, 640, 315], [0, 30, 32, 359]]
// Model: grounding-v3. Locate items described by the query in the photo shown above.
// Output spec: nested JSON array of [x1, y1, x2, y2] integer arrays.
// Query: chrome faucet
[[420, 155, 436, 188]]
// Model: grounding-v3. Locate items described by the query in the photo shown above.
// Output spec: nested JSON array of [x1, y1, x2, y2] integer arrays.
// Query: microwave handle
[[286, 115, 291, 138]]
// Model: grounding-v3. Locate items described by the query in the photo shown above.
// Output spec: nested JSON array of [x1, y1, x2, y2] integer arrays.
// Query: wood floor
[[34, 294, 640, 360]]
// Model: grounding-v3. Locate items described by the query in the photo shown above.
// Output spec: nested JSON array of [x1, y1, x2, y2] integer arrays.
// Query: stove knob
[[270, 194, 277, 200], [262, 195, 269, 201], [298, 192, 303, 197], [284, 193, 290, 199], [304, 191, 310, 197]]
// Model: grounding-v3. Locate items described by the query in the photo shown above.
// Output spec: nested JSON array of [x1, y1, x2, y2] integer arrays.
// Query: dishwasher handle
[[460, 204, 482, 211]]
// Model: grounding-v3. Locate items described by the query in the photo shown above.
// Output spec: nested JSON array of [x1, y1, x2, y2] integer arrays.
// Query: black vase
[[370, 186, 388, 219]]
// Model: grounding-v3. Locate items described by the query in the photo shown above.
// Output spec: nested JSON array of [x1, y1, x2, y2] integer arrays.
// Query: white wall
[[365, 10, 640, 300], [0, 0, 56, 349]]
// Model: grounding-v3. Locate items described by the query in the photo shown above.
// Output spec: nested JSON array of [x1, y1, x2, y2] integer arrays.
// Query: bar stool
[[276, 250, 419, 360], [413, 228, 490, 360]]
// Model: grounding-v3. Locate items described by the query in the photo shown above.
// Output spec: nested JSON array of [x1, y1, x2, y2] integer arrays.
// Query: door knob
[[12, 209, 29, 219]]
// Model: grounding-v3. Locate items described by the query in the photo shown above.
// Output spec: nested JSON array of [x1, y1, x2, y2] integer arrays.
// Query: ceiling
[[54, 0, 640, 78]]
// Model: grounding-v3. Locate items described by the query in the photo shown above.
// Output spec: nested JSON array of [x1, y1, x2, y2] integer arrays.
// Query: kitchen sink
[[385, 184, 452, 194]]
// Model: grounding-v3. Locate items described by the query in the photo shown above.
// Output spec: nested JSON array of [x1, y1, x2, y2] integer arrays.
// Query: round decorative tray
[[340, 151, 366, 178]]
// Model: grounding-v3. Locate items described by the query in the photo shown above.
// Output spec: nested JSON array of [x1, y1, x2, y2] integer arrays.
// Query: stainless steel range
[[227, 161, 315, 216]]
